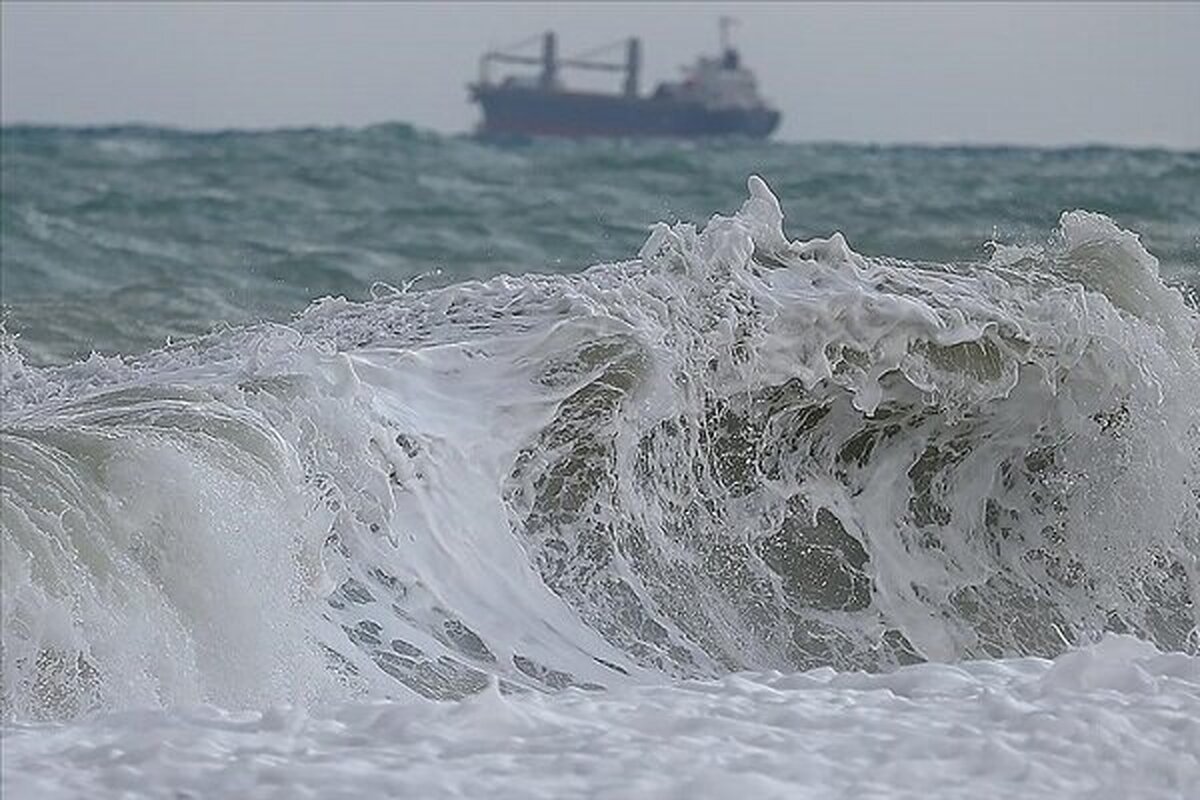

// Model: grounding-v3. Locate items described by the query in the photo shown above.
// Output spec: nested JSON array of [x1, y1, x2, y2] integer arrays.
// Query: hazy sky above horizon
[[3, 2, 1198, 148]]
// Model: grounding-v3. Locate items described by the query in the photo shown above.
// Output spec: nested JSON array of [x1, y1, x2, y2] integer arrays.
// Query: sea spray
[[2, 178, 1198, 722]]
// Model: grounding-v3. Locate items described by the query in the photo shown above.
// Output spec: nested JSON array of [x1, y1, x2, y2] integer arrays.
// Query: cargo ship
[[469, 19, 781, 139]]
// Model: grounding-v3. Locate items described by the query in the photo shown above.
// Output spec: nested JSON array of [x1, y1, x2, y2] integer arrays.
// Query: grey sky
[[2, 2, 1198, 148]]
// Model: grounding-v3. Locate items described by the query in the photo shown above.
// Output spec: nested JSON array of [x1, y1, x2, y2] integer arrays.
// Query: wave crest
[[3, 178, 1198, 720]]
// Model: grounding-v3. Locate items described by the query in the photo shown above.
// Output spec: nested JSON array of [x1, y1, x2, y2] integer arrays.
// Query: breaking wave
[[3, 177, 1198, 721]]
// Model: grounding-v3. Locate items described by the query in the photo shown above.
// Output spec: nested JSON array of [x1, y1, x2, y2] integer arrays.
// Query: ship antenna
[[719, 16, 739, 52]]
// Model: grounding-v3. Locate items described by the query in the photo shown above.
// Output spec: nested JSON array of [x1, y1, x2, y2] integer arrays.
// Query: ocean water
[[2, 126, 1199, 798]]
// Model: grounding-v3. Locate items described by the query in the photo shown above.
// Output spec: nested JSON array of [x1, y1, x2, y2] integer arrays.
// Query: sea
[[2, 125, 1199, 798]]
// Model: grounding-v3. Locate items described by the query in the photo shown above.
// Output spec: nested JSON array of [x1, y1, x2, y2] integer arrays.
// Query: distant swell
[[3, 177, 1198, 721]]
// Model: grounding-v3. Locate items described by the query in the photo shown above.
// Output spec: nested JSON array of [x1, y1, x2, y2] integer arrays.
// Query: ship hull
[[470, 85, 780, 139]]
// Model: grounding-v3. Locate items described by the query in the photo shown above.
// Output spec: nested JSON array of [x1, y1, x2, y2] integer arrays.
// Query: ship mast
[[719, 16, 738, 52]]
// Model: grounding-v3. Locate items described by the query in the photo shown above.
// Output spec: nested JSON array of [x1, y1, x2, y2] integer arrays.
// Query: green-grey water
[[3, 124, 1197, 364], [3, 122, 1200, 740]]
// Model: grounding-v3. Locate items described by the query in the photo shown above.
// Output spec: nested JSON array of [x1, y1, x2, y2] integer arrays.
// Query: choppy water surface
[[1, 125, 1199, 799], [3, 126, 1196, 364]]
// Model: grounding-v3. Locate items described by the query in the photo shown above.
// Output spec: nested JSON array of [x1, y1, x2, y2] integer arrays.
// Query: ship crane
[[479, 32, 641, 96]]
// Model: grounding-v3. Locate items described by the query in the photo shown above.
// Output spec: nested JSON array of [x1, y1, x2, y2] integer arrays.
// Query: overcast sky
[[3, 2, 1198, 148]]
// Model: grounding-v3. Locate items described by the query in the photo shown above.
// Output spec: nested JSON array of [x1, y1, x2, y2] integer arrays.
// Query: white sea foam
[[3, 635, 1197, 799], [2, 177, 1198, 795]]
